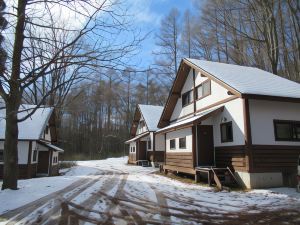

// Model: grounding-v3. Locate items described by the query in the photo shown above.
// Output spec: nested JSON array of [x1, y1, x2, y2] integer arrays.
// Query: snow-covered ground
[[0, 157, 299, 224]]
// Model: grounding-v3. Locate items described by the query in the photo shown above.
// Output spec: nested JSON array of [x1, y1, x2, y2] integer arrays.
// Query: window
[[147, 140, 151, 149], [139, 121, 145, 128], [182, 90, 193, 107], [179, 137, 186, 149], [32, 150, 37, 162], [274, 120, 300, 141], [220, 121, 233, 142], [0, 149, 3, 162], [45, 125, 49, 135], [196, 80, 211, 100], [170, 139, 176, 150], [133, 147, 135, 153]]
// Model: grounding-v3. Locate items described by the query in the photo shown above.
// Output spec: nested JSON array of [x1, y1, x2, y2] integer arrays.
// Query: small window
[[0, 149, 3, 162], [133, 147, 136, 153], [147, 140, 151, 149], [139, 121, 145, 128], [220, 121, 233, 143], [170, 139, 176, 150], [32, 150, 37, 162], [182, 90, 193, 107], [179, 137, 186, 149], [45, 125, 49, 135], [274, 120, 300, 141], [196, 80, 211, 99]]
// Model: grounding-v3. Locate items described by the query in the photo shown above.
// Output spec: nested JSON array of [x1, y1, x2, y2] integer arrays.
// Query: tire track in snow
[[2, 172, 107, 225]]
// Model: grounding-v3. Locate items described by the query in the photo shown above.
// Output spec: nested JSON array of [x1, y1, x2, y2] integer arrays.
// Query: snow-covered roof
[[0, 104, 53, 140], [185, 58, 300, 99], [157, 106, 224, 133], [125, 132, 150, 144], [38, 140, 64, 152], [138, 104, 164, 131]]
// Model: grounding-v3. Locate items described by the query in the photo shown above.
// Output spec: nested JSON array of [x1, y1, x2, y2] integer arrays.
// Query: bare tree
[[153, 8, 181, 83], [0, 0, 142, 190]]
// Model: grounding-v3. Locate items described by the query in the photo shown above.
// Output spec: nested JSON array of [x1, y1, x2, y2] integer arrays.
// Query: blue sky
[[126, 0, 194, 69]]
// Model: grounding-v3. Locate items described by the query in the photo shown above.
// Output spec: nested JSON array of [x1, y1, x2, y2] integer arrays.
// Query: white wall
[[201, 98, 245, 147], [140, 133, 153, 151], [249, 99, 300, 145], [170, 68, 232, 122], [196, 79, 229, 111], [129, 142, 136, 153], [136, 114, 148, 135], [155, 133, 165, 151], [43, 124, 51, 141], [166, 128, 193, 152], [0, 141, 29, 164], [170, 69, 194, 121], [31, 141, 38, 163], [52, 151, 59, 165]]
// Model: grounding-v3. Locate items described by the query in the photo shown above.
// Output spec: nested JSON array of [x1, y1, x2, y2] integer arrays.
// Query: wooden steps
[[136, 160, 151, 167], [195, 167, 240, 191]]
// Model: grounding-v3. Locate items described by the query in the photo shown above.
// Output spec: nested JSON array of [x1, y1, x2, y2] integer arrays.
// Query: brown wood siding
[[0, 164, 37, 179], [147, 151, 154, 162], [165, 152, 194, 173], [49, 164, 59, 176], [155, 151, 165, 162], [128, 153, 136, 164], [251, 145, 300, 173], [215, 146, 247, 172]]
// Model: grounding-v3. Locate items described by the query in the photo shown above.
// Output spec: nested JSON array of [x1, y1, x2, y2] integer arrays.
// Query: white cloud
[[126, 0, 162, 26]]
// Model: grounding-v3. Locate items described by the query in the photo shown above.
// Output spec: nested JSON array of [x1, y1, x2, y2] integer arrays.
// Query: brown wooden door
[[138, 141, 147, 160], [197, 125, 214, 166], [37, 151, 49, 174]]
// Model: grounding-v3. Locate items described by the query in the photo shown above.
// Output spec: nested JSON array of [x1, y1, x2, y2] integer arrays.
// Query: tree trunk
[[2, 102, 19, 190]]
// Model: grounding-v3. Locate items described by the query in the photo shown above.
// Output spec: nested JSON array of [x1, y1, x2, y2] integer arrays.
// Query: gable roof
[[129, 104, 164, 137], [158, 58, 300, 128], [138, 104, 164, 131], [0, 104, 53, 140], [185, 58, 300, 99]]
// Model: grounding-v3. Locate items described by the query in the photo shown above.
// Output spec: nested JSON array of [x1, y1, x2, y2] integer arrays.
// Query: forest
[[1, 0, 299, 177], [58, 0, 300, 160]]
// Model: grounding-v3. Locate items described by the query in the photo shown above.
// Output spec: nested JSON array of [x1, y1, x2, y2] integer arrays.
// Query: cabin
[[125, 104, 165, 166], [0, 103, 64, 179], [156, 58, 300, 189]]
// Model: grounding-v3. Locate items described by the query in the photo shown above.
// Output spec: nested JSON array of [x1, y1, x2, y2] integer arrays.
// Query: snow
[[138, 104, 164, 131], [125, 132, 150, 144], [186, 58, 300, 99], [38, 140, 64, 152], [0, 157, 299, 224], [0, 104, 53, 140]]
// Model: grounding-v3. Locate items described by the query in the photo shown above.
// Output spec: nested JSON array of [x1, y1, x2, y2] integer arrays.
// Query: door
[[138, 141, 147, 160], [37, 151, 49, 174], [197, 125, 214, 166]]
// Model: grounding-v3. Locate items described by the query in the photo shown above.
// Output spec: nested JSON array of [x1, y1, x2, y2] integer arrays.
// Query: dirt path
[[1, 164, 299, 225]]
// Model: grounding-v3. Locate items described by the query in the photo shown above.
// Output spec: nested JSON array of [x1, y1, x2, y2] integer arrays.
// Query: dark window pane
[[221, 122, 233, 142], [196, 85, 203, 99], [0, 149, 3, 162], [182, 91, 191, 107], [179, 137, 186, 149], [148, 140, 151, 149], [33, 150, 37, 162], [170, 139, 176, 149], [275, 123, 292, 139], [203, 81, 211, 96], [294, 125, 300, 139]]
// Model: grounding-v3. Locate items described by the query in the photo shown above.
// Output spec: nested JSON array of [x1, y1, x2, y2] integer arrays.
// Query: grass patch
[[59, 161, 77, 170], [154, 171, 247, 192], [154, 171, 210, 187]]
